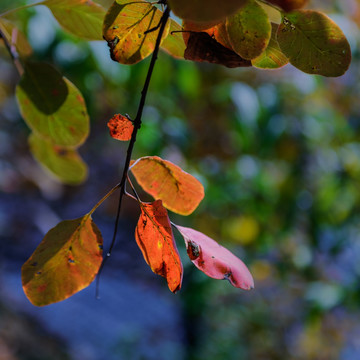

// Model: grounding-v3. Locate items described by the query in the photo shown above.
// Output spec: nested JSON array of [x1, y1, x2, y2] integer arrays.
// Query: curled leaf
[[130, 156, 204, 215], [107, 113, 134, 141], [175, 225, 254, 290], [22, 216, 103, 306], [135, 200, 183, 293]]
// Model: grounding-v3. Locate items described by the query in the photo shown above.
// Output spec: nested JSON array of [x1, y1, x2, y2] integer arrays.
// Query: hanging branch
[[96, 5, 171, 296]]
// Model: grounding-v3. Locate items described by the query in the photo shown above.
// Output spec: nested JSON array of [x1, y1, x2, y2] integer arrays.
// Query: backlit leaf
[[277, 11, 351, 77], [16, 62, 89, 147], [103, 0, 170, 65], [161, 19, 186, 59], [175, 225, 254, 290], [29, 133, 88, 185], [184, 32, 251, 68], [135, 200, 183, 293], [22, 216, 103, 306], [0, 18, 32, 57], [264, 0, 308, 12], [167, 0, 246, 22], [130, 156, 204, 215], [43, 0, 106, 40], [252, 23, 288, 69], [226, 0, 271, 60], [107, 113, 134, 141]]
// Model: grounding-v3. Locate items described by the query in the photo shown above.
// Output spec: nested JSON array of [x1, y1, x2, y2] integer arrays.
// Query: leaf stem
[[0, 2, 43, 18], [95, 5, 171, 297]]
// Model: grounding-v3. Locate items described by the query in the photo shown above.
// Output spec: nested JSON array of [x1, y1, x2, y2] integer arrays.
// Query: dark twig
[[96, 5, 171, 298]]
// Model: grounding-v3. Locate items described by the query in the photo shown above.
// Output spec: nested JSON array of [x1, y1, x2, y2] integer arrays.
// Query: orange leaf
[[22, 216, 103, 306], [175, 225, 254, 290], [130, 156, 205, 215], [135, 200, 183, 293], [107, 114, 134, 141]]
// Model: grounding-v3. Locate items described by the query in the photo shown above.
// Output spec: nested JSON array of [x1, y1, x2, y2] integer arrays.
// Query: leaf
[[22, 216, 103, 306], [161, 19, 186, 59], [103, 0, 170, 65], [107, 113, 134, 141], [184, 32, 252, 68], [16, 62, 90, 147], [277, 11, 351, 77], [29, 133, 88, 185], [226, 0, 271, 60], [263, 0, 308, 12], [130, 156, 204, 216], [135, 200, 183, 293], [167, 0, 247, 22], [252, 23, 289, 69], [0, 18, 33, 57], [43, 0, 106, 40], [175, 225, 254, 290]]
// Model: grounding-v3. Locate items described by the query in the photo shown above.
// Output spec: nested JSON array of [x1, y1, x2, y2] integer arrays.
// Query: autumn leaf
[[103, 0, 170, 65], [175, 225, 254, 290], [277, 11, 351, 77], [107, 113, 134, 141], [135, 200, 183, 293], [130, 156, 205, 215], [22, 216, 103, 306], [161, 19, 186, 59], [184, 32, 251, 68], [264, 0, 308, 12]]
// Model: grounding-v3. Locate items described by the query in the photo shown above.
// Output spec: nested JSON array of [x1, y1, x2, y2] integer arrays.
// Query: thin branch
[[95, 5, 171, 298], [0, 2, 43, 18]]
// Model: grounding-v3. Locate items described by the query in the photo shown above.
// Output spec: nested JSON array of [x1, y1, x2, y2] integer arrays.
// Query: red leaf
[[107, 114, 134, 141], [175, 225, 254, 290], [135, 200, 183, 293]]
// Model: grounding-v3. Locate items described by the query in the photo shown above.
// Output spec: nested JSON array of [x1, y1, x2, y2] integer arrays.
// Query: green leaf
[[263, 0, 308, 12], [103, 0, 170, 65], [22, 216, 103, 306], [42, 0, 106, 40], [167, 0, 246, 22], [16, 62, 90, 147], [29, 133, 88, 185], [161, 19, 186, 59], [252, 23, 288, 69], [226, 0, 271, 60], [277, 11, 351, 77]]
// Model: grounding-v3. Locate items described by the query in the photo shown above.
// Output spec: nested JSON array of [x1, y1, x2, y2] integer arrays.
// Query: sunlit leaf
[[161, 19, 186, 59], [252, 23, 288, 69], [103, 0, 170, 65], [175, 225, 254, 290], [168, 0, 246, 22], [22, 215, 103, 306], [43, 0, 106, 40], [264, 0, 308, 12], [130, 156, 204, 215], [107, 113, 134, 141], [226, 0, 271, 60], [135, 200, 183, 293], [16, 62, 89, 147], [277, 11, 351, 77], [184, 32, 251, 68], [29, 133, 88, 185], [0, 18, 32, 57]]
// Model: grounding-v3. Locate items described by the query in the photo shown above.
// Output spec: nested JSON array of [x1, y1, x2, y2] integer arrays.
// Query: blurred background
[[1, 0, 360, 359]]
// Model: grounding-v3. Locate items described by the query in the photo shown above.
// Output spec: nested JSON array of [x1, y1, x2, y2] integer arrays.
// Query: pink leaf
[[175, 225, 254, 290]]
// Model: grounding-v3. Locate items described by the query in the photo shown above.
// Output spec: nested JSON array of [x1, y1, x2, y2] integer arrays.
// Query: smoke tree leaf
[[135, 200, 183, 293], [252, 23, 288, 69], [42, 0, 106, 40], [264, 0, 308, 12], [103, 0, 170, 65], [161, 19, 186, 59], [29, 133, 88, 185], [107, 113, 134, 141], [175, 225, 254, 290], [16, 62, 90, 147], [22, 216, 103, 306], [130, 156, 205, 215], [226, 0, 271, 60], [277, 11, 351, 77], [167, 0, 246, 22]]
